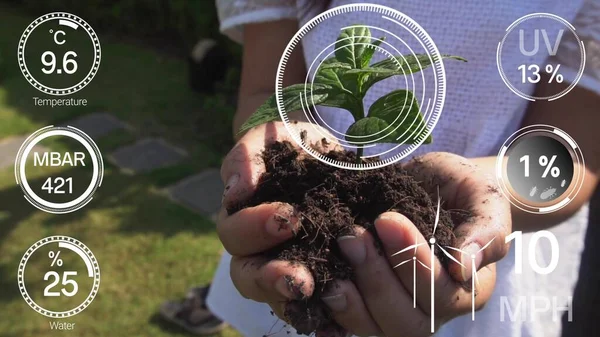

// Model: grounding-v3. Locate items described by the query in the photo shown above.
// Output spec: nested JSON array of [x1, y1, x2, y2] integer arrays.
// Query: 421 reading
[[15, 126, 104, 214]]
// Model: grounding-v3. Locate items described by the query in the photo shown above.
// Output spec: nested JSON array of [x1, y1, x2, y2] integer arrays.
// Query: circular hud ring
[[277, 4, 449, 170]]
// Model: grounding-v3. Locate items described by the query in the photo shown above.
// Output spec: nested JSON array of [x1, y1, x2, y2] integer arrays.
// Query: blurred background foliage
[[5, 0, 241, 57], [0, 1, 243, 335]]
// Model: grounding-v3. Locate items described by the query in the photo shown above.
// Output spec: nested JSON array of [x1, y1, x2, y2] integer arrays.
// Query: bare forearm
[[233, 20, 308, 138], [233, 93, 309, 136], [233, 93, 271, 134]]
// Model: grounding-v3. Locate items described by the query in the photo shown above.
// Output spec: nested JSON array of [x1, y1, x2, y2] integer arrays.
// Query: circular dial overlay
[[496, 125, 585, 214], [277, 4, 450, 170], [14, 126, 104, 214], [497, 13, 586, 101], [18, 236, 100, 318], [18, 12, 101, 96]]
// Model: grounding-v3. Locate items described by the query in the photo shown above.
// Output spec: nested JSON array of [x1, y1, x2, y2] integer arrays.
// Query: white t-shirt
[[208, 1, 599, 336]]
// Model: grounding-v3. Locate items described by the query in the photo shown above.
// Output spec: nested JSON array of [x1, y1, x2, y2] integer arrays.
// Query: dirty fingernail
[[461, 243, 483, 281], [222, 174, 239, 201], [322, 293, 347, 312], [337, 235, 366, 265], [266, 211, 296, 238], [377, 213, 397, 221], [275, 276, 295, 300], [275, 275, 304, 300]]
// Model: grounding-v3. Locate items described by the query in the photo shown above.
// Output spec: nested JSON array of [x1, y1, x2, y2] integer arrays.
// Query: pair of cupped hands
[[217, 122, 511, 337]]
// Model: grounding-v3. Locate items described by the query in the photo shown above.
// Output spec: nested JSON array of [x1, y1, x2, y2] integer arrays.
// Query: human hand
[[218, 121, 341, 324], [219, 122, 511, 336], [317, 152, 512, 336]]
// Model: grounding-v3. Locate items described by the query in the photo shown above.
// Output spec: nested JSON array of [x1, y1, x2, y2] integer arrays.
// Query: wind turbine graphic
[[444, 237, 496, 321], [391, 230, 430, 308], [390, 187, 496, 332]]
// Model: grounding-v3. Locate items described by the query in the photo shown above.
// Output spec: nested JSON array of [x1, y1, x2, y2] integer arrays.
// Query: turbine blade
[[473, 267, 481, 287], [478, 237, 496, 253], [417, 259, 431, 271], [444, 246, 467, 254], [437, 245, 466, 268], [393, 259, 412, 269], [391, 243, 425, 257], [414, 231, 419, 254], [433, 186, 441, 235]]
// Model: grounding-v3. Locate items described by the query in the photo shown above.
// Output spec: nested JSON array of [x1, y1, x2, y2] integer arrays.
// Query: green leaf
[[315, 67, 352, 94], [345, 117, 399, 144], [315, 61, 363, 120], [335, 25, 372, 68], [318, 60, 352, 71], [359, 54, 467, 95], [318, 90, 362, 114], [360, 36, 385, 68], [368, 90, 432, 144], [372, 54, 467, 72], [345, 67, 398, 75], [237, 83, 330, 134]]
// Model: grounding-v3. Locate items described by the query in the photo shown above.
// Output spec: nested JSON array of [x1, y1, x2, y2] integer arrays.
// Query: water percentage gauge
[[18, 236, 100, 318]]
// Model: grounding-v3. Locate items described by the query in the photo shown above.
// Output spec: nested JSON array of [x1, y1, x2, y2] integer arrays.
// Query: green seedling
[[239, 25, 466, 163]]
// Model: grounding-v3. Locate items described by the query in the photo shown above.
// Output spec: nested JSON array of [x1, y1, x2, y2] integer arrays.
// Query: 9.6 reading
[[41, 50, 78, 75]]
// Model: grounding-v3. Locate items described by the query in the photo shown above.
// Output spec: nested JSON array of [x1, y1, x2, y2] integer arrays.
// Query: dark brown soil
[[228, 141, 457, 336]]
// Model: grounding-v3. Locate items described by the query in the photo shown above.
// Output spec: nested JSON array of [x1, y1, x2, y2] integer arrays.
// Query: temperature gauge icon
[[18, 12, 101, 95], [18, 236, 100, 318], [495, 125, 585, 214]]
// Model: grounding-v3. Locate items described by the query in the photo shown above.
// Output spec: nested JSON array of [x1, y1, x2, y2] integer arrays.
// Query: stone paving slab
[[108, 138, 187, 173], [0, 135, 49, 169], [164, 169, 224, 216], [65, 112, 129, 139]]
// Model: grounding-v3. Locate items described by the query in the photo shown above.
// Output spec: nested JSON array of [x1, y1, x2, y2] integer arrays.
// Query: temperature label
[[18, 236, 100, 318], [497, 13, 586, 101], [495, 125, 585, 214], [18, 12, 101, 95], [15, 126, 104, 214]]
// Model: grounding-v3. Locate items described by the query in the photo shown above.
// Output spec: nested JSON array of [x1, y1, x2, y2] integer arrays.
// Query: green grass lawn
[[0, 5, 240, 337]]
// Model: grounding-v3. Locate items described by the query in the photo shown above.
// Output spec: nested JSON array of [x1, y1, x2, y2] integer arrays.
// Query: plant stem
[[355, 146, 363, 164], [352, 99, 366, 164]]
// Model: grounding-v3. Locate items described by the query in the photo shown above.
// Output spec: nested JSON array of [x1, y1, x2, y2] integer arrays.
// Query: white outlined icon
[[497, 13, 586, 101], [391, 189, 495, 332], [18, 12, 101, 96], [277, 4, 450, 170], [15, 125, 104, 214], [495, 124, 584, 214], [18, 236, 100, 318]]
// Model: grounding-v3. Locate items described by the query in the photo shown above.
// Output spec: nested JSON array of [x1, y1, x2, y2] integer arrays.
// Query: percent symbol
[[539, 155, 560, 178], [545, 64, 563, 83], [48, 251, 63, 266]]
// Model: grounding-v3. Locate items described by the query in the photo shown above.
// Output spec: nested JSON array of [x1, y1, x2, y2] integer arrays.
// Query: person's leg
[[160, 284, 227, 335]]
